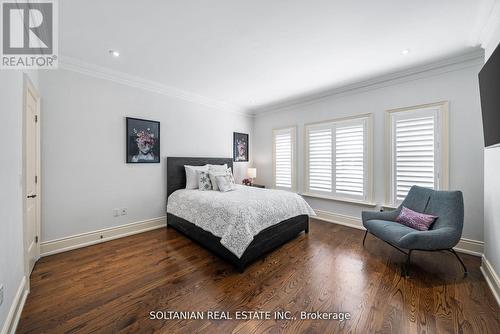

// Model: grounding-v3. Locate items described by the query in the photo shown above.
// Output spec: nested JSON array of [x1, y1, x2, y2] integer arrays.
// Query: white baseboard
[[314, 209, 484, 256], [40, 216, 167, 257], [454, 238, 484, 256], [314, 210, 364, 231], [1, 276, 28, 334], [480, 256, 500, 306]]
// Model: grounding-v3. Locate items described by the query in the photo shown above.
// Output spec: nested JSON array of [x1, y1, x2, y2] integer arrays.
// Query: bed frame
[[166, 157, 309, 272]]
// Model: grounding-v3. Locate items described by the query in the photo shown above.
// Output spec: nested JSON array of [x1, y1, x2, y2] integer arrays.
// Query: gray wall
[[39, 69, 253, 242], [253, 56, 485, 242]]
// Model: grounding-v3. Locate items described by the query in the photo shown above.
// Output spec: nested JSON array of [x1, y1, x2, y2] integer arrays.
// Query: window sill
[[300, 192, 377, 207], [381, 204, 398, 211]]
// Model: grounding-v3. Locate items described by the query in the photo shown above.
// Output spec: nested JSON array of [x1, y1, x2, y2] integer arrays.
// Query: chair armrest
[[361, 209, 399, 223], [398, 227, 460, 250]]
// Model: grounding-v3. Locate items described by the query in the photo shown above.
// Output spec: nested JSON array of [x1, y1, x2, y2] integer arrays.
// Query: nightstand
[[249, 184, 265, 188]]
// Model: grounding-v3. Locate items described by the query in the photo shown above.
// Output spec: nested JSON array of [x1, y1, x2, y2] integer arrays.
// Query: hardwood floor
[[17, 219, 499, 334]]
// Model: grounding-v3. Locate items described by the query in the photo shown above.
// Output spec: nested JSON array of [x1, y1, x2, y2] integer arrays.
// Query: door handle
[[27, 194, 37, 198]]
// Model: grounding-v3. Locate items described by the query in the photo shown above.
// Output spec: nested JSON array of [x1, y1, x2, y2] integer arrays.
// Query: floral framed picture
[[233, 132, 249, 162], [126, 117, 160, 163]]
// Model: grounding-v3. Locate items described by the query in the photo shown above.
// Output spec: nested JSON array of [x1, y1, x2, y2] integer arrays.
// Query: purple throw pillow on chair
[[395, 206, 438, 231]]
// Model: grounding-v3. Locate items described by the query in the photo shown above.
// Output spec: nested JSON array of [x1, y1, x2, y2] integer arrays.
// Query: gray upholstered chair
[[362, 185, 467, 277]]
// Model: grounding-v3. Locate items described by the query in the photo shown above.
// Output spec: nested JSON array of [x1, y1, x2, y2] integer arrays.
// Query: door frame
[[22, 73, 41, 290]]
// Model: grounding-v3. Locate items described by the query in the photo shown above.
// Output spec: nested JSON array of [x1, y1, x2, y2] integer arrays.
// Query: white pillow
[[207, 164, 228, 172], [184, 165, 208, 189], [208, 171, 227, 191], [209, 167, 234, 191], [216, 175, 235, 192], [226, 167, 235, 184]]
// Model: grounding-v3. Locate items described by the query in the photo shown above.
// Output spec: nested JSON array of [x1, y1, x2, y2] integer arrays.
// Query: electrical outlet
[[113, 208, 120, 217], [0, 284, 4, 306], [121, 208, 127, 216]]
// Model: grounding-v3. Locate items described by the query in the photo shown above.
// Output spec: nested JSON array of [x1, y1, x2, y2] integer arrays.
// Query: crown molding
[[59, 47, 485, 119], [477, 0, 500, 55], [251, 48, 485, 117], [59, 55, 251, 117]]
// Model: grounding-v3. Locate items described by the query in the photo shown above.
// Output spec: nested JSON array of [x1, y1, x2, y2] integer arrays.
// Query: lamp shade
[[247, 168, 257, 178]]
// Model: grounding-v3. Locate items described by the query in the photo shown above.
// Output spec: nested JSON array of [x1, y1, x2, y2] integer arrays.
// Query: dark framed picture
[[233, 132, 249, 162], [126, 117, 160, 163]]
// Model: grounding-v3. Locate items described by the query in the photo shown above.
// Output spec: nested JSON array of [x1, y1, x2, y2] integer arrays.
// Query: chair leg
[[449, 249, 468, 277], [404, 250, 413, 277], [362, 230, 368, 246]]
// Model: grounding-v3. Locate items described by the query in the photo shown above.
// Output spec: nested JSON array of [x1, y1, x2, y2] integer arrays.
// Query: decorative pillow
[[209, 168, 234, 191], [197, 171, 212, 191], [208, 171, 226, 191], [395, 206, 438, 231], [185, 165, 209, 189], [216, 175, 235, 192], [226, 167, 235, 184]]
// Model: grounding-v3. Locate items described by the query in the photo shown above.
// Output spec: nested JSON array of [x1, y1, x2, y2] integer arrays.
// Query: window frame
[[272, 126, 297, 192], [385, 101, 449, 207], [304, 114, 373, 203]]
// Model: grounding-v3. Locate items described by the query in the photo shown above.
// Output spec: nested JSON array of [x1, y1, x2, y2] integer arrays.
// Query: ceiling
[[60, 0, 494, 113]]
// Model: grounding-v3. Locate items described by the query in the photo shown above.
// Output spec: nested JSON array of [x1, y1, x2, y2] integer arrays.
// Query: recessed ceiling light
[[401, 49, 410, 55], [109, 50, 120, 57]]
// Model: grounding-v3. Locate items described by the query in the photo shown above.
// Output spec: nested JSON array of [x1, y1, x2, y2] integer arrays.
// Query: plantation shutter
[[335, 123, 364, 197], [273, 128, 295, 190], [307, 127, 333, 193], [394, 115, 436, 201]]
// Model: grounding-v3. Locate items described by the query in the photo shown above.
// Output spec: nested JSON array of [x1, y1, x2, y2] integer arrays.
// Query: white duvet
[[167, 185, 315, 258]]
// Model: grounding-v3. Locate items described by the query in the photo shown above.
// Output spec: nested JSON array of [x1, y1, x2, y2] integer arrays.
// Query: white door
[[24, 77, 41, 275]]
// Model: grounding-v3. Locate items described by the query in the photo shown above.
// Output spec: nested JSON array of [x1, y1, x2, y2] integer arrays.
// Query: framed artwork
[[233, 132, 249, 162], [126, 117, 160, 163]]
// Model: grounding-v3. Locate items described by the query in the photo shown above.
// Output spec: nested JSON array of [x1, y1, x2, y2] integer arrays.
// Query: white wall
[[484, 147, 500, 270], [0, 70, 38, 331], [482, 20, 500, 280], [253, 56, 485, 242], [38, 69, 253, 242]]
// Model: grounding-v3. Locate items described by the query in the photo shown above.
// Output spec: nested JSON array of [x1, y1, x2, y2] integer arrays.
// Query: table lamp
[[247, 168, 257, 185]]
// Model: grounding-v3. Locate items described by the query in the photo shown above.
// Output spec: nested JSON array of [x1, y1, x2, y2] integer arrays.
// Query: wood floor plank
[[16, 219, 499, 334]]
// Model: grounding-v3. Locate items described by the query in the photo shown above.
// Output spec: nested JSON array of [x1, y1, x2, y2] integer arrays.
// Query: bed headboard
[[167, 157, 233, 199]]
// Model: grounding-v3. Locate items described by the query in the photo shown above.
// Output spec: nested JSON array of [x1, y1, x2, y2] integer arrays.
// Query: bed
[[166, 157, 314, 272]]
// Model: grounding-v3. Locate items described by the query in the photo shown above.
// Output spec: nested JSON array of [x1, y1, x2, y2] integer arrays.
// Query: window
[[307, 127, 332, 192], [387, 102, 449, 206], [273, 127, 296, 191], [305, 115, 372, 202]]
